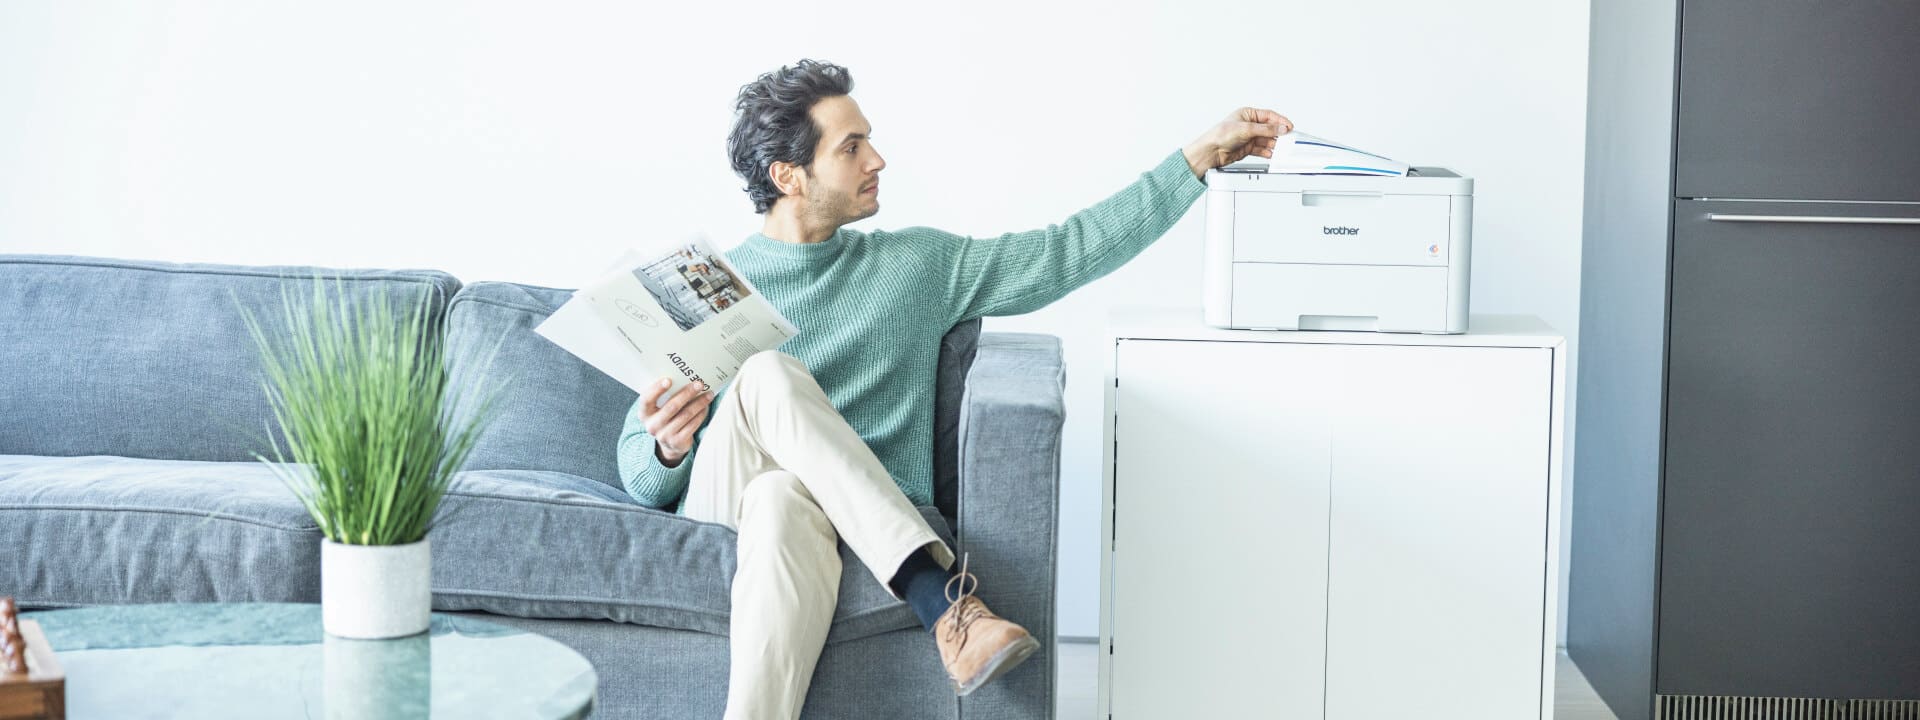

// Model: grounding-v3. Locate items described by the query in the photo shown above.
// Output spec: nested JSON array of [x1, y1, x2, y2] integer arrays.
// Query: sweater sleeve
[[616, 394, 705, 510], [936, 149, 1207, 321]]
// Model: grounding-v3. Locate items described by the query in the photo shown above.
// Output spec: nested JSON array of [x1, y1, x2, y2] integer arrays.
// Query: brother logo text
[[1323, 226, 1361, 236]]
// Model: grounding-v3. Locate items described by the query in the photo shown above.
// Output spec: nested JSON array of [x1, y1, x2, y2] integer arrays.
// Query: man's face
[[796, 95, 885, 226]]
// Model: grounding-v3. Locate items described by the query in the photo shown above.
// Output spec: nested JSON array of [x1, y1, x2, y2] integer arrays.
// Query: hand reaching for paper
[[640, 377, 714, 467], [1183, 107, 1294, 179]]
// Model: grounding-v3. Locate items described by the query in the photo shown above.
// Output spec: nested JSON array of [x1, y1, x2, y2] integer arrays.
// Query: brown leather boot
[[934, 556, 1040, 696]]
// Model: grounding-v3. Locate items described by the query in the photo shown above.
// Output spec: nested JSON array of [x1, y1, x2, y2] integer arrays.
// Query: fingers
[[658, 397, 711, 446], [1237, 107, 1293, 133], [1234, 120, 1284, 139], [1221, 122, 1284, 162], [645, 382, 707, 434], [639, 377, 671, 413], [1216, 108, 1292, 160], [664, 397, 718, 443]]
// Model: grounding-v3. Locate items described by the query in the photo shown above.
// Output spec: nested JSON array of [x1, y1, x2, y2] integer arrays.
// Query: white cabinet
[[1097, 308, 1565, 720]]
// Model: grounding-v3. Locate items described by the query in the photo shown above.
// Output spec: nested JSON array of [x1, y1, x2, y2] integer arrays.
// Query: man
[[617, 59, 1290, 719]]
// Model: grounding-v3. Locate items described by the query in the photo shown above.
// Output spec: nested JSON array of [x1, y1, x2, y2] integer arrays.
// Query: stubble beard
[[808, 186, 876, 229]]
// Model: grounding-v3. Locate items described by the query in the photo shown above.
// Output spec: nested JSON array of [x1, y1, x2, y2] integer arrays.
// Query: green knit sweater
[[616, 150, 1206, 511]]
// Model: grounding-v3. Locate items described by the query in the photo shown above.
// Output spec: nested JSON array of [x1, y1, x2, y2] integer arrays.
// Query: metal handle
[[1708, 213, 1920, 226]]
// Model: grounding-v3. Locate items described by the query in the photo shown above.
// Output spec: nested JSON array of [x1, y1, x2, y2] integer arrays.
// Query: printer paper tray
[[1228, 263, 1456, 333]]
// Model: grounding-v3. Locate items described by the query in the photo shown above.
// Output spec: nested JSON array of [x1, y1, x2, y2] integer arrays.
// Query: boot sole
[[952, 634, 1041, 697]]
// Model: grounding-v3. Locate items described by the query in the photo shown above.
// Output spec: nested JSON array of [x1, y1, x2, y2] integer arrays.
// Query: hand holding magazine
[[535, 238, 799, 407]]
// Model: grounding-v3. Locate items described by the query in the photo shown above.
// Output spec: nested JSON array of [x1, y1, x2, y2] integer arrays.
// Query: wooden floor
[[1054, 641, 1619, 719]]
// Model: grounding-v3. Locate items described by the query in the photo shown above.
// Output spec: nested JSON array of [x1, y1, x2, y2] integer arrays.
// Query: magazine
[[535, 238, 799, 405]]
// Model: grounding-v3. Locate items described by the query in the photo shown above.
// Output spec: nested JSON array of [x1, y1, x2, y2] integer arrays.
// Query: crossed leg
[[681, 351, 954, 720]]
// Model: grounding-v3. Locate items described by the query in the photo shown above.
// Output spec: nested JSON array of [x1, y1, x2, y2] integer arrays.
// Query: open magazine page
[[534, 239, 799, 404]]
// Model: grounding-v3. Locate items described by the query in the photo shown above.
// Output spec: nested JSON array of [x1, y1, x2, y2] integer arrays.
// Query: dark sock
[[888, 548, 956, 632]]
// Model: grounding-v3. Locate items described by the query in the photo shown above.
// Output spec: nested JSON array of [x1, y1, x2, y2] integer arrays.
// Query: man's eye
[[845, 145, 857, 154]]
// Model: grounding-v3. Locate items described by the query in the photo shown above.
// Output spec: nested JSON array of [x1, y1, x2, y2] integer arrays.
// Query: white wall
[[0, 1, 1589, 642]]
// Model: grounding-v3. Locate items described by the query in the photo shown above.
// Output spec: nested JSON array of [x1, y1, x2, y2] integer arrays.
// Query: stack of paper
[[1227, 132, 1410, 177]]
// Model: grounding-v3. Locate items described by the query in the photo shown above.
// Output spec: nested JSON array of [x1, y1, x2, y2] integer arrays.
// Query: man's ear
[[769, 161, 805, 199]]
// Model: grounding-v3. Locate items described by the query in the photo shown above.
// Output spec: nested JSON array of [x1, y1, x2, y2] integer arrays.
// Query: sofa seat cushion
[[0, 454, 947, 643], [0, 454, 322, 607]]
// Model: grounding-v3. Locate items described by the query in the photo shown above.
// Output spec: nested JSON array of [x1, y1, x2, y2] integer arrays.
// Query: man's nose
[[870, 150, 886, 174]]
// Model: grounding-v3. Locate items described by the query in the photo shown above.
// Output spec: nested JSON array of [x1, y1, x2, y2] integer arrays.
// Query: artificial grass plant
[[239, 276, 500, 546]]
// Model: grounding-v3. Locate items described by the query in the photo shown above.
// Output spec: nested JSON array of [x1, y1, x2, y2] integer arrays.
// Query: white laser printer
[[1202, 153, 1474, 334]]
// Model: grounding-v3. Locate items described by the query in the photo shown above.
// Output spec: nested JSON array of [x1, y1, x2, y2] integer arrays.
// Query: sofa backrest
[[444, 280, 982, 503], [0, 255, 461, 463], [442, 282, 627, 487]]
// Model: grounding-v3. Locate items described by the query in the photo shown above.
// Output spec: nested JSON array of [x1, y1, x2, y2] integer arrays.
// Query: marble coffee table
[[23, 603, 595, 719]]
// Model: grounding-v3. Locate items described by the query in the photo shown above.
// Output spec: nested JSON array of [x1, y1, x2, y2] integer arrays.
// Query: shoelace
[[942, 553, 987, 649]]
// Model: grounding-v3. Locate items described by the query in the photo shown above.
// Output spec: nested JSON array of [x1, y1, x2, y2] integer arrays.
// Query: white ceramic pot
[[321, 538, 432, 639]]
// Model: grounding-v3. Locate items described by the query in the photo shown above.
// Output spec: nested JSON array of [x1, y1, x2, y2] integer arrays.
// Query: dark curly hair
[[727, 59, 856, 214]]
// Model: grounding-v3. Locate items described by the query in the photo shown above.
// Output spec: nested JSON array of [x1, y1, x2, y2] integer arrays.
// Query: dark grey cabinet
[[1675, 1, 1920, 201], [1662, 200, 1920, 698], [1572, 2, 1920, 719]]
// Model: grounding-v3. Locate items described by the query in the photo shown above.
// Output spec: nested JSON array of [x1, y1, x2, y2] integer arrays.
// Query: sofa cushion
[[0, 255, 461, 463], [0, 454, 946, 643], [0, 454, 322, 607], [442, 281, 634, 490], [429, 468, 953, 643]]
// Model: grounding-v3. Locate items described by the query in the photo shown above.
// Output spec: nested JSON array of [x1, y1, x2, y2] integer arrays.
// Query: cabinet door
[[1674, 0, 1920, 201], [1660, 200, 1920, 698], [1112, 339, 1336, 719], [1322, 344, 1553, 720]]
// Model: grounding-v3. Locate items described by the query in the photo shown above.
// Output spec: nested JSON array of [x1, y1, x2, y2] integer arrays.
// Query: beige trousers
[[682, 351, 956, 720]]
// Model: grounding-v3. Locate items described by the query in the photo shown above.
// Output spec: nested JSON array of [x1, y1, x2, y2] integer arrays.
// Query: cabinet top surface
[[1110, 306, 1564, 349]]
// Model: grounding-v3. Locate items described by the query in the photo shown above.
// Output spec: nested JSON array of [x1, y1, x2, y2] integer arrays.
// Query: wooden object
[[0, 597, 63, 720]]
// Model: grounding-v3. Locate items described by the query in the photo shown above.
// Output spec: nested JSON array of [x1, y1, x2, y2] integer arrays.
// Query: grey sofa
[[0, 254, 1065, 719]]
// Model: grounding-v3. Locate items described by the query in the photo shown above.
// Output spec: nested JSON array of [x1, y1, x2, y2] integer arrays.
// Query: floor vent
[[1658, 695, 1920, 720], [1853, 700, 1920, 720]]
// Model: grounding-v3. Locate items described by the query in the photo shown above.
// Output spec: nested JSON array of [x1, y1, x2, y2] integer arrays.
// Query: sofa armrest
[[955, 331, 1063, 720]]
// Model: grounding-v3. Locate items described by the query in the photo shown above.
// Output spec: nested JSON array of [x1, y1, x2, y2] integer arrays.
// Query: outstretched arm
[[940, 108, 1291, 321]]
